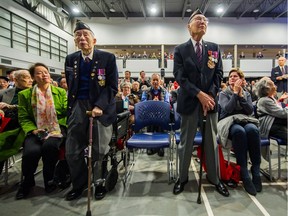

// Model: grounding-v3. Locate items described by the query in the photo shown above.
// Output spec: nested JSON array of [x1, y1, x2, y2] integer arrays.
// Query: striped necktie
[[196, 42, 202, 65], [85, 57, 90, 63]]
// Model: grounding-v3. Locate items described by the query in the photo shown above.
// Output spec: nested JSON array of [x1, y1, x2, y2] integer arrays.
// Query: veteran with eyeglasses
[[172, 9, 229, 197], [64, 21, 118, 201]]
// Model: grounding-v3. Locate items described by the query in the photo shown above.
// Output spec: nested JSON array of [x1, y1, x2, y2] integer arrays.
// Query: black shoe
[[223, 179, 238, 188], [45, 182, 57, 193], [57, 180, 71, 190], [215, 181, 230, 197], [94, 185, 106, 200], [252, 175, 262, 192], [173, 178, 188, 195], [147, 149, 156, 155], [242, 178, 257, 196], [16, 186, 31, 200], [65, 188, 84, 201]]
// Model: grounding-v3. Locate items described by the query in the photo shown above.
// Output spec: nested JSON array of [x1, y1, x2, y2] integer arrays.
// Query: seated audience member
[[6, 70, 16, 88], [16, 63, 67, 199], [142, 51, 148, 59], [141, 73, 170, 157], [255, 77, 287, 143], [0, 76, 9, 90], [239, 52, 245, 59], [218, 68, 262, 196], [256, 51, 264, 59], [59, 77, 68, 91], [137, 70, 151, 89], [226, 52, 233, 59], [0, 70, 33, 175], [121, 70, 134, 84], [275, 51, 282, 59], [115, 82, 140, 125], [131, 81, 142, 99]]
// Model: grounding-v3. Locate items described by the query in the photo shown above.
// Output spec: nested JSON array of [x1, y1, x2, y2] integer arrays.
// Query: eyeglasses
[[191, 17, 209, 24]]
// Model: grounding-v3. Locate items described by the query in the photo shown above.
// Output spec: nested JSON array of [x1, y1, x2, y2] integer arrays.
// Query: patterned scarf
[[31, 84, 62, 138]]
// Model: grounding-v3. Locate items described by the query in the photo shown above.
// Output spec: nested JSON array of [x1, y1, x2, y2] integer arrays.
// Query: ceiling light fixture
[[109, 2, 116, 13], [150, 7, 157, 14], [216, 7, 224, 13], [186, 3, 192, 13], [253, 9, 259, 13], [73, 8, 80, 13]]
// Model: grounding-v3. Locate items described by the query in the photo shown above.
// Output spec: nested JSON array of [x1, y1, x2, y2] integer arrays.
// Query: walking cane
[[197, 113, 206, 204], [86, 111, 93, 216]]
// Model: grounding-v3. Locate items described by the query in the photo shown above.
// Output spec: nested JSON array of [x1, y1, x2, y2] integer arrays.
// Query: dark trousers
[[229, 123, 261, 174], [66, 100, 112, 190], [22, 135, 63, 188], [269, 119, 287, 143]]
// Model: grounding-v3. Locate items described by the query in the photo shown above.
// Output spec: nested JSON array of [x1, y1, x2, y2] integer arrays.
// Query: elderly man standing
[[65, 21, 118, 201], [172, 9, 229, 197]]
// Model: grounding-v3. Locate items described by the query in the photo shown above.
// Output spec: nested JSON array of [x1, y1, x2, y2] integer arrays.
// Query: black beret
[[74, 21, 93, 33], [188, 8, 203, 23], [0, 76, 9, 82]]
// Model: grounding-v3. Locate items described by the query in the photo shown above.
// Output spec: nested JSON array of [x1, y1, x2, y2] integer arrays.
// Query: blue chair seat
[[175, 131, 202, 146], [127, 132, 170, 149]]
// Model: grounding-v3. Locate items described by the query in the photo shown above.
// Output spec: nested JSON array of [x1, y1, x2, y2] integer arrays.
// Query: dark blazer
[[65, 49, 118, 126], [173, 39, 223, 115], [0, 88, 16, 104], [271, 65, 288, 92]]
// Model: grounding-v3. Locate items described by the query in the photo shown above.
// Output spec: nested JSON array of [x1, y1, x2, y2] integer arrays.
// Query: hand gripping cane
[[197, 113, 206, 204]]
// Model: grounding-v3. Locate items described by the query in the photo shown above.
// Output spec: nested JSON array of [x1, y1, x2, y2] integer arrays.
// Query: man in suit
[[65, 21, 118, 201], [172, 9, 229, 197], [271, 56, 288, 98]]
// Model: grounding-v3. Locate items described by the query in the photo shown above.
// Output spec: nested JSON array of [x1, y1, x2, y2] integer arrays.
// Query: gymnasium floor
[[0, 141, 287, 216]]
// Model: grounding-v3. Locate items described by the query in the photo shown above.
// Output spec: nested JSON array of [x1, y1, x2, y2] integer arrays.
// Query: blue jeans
[[229, 123, 261, 171]]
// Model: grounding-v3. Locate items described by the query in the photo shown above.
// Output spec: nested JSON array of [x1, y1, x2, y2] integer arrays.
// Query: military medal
[[97, 69, 106, 86]]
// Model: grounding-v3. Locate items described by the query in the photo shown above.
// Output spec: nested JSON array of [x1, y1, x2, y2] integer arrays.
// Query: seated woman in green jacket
[[16, 63, 67, 200]]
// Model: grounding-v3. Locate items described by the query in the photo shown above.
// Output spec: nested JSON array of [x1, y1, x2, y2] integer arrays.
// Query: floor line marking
[[247, 192, 271, 216], [191, 159, 214, 216]]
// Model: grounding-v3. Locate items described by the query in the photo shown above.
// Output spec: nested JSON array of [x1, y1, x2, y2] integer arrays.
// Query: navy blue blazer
[[173, 39, 223, 115], [65, 49, 118, 126], [271, 65, 288, 92]]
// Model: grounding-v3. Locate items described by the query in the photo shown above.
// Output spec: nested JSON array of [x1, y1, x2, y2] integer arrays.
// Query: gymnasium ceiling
[[21, 0, 288, 20]]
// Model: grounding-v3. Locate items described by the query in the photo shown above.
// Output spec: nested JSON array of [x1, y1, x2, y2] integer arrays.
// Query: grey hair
[[120, 81, 132, 90], [13, 70, 30, 80], [255, 77, 273, 98]]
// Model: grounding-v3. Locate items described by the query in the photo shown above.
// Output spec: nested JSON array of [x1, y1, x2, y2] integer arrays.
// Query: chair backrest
[[134, 100, 171, 131], [172, 102, 181, 131]]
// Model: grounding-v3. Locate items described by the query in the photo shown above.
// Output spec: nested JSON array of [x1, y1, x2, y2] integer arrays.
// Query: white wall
[[79, 17, 287, 46], [0, 0, 75, 74]]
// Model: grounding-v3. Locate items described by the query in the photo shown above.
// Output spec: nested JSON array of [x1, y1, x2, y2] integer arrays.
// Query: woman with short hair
[[255, 77, 287, 143]]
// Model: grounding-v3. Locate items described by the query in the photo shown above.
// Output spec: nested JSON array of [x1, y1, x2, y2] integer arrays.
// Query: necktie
[[281, 67, 285, 74], [196, 42, 202, 65], [85, 57, 90, 63]]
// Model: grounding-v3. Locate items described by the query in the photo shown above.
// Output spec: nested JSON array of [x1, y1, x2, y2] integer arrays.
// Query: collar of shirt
[[191, 38, 203, 52], [81, 51, 93, 62]]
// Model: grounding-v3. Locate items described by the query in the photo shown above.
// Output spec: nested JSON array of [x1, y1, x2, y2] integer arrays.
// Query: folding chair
[[124, 100, 174, 184], [269, 136, 287, 179]]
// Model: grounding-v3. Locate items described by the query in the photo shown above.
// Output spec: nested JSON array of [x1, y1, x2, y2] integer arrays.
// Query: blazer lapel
[[202, 41, 208, 71]]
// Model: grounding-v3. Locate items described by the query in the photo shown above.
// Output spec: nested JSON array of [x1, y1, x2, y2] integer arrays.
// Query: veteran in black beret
[[172, 9, 230, 197], [65, 21, 118, 201]]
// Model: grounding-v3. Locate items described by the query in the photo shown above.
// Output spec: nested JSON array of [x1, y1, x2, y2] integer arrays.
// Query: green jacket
[[18, 85, 67, 136]]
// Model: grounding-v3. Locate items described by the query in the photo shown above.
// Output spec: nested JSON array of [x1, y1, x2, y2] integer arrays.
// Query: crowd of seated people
[[115, 51, 174, 60], [1, 61, 288, 202]]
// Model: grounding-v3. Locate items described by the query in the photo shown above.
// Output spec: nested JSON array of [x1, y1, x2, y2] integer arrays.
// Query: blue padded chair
[[125, 100, 174, 183], [269, 136, 287, 179]]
